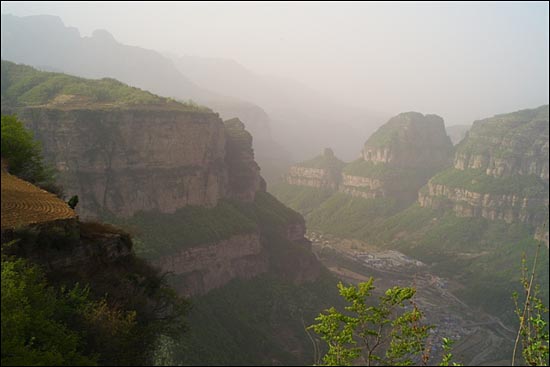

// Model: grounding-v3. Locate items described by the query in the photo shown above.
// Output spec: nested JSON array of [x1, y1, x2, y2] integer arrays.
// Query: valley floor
[[308, 231, 517, 366]]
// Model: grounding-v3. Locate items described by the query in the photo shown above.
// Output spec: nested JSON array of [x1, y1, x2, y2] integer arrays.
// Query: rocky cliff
[[20, 107, 228, 218], [1, 61, 266, 219], [339, 112, 453, 204], [419, 105, 549, 230], [361, 112, 453, 167], [285, 148, 344, 189], [453, 106, 549, 180], [224, 118, 264, 201], [155, 233, 267, 297], [1, 61, 321, 299], [1, 169, 132, 274]]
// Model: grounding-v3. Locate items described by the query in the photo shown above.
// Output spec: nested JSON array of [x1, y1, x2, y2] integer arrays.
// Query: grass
[[456, 105, 548, 157], [171, 270, 342, 366], [430, 168, 548, 197], [1, 60, 210, 111], [107, 200, 258, 260], [106, 191, 303, 261], [271, 182, 334, 216], [368, 204, 549, 324], [306, 193, 401, 239]]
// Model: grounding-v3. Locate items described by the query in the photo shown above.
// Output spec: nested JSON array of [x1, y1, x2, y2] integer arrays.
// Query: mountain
[[274, 105, 549, 333], [1, 60, 340, 364], [170, 53, 388, 161], [273, 111, 454, 221], [0, 13, 291, 185]]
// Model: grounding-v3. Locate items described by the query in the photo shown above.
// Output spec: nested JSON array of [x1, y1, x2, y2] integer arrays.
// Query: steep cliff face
[[453, 106, 549, 180], [341, 112, 453, 204], [20, 107, 227, 218], [362, 112, 453, 168], [1, 170, 133, 273], [155, 233, 267, 297], [2, 61, 322, 303], [285, 148, 344, 189], [419, 181, 549, 225], [224, 118, 264, 201], [338, 174, 384, 199], [419, 105, 549, 229]]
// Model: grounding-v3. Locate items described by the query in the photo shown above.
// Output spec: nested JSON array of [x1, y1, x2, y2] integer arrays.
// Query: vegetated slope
[[273, 111, 454, 234], [1, 60, 340, 364], [1, 169, 188, 365], [274, 106, 549, 326], [1, 60, 227, 218], [375, 106, 549, 323]]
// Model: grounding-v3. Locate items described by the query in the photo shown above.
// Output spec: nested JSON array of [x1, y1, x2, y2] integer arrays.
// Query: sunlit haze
[[2, 1, 549, 126]]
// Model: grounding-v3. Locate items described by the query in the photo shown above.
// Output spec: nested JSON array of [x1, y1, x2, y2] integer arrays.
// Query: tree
[[1, 253, 96, 366], [512, 236, 549, 366], [1, 115, 58, 193], [309, 278, 432, 366]]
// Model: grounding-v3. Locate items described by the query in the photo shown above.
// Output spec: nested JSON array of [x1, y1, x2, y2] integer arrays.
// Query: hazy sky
[[2, 1, 549, 125]]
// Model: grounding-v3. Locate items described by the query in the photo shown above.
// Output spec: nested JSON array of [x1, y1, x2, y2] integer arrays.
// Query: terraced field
[[1, 171, 76, 230]]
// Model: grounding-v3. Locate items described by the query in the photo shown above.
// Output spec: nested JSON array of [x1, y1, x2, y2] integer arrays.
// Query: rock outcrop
[[453, 106, 549, 180], [344, 112, 453, 204], [19, 107, 228, 218], [1, 61, 322, 299], [155, 233, 267, 297], [224, 118, 264, 201], [285, 148, 344, 189], [419, 105, 549, 229], [1, 171, 132, 273], [361, 112, 453, 168], [419, 181, 549, 226]]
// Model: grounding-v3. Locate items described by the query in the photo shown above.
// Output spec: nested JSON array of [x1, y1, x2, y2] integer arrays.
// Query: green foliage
[[2, 222, 190, 366], [108, 191, 303, 260], [1, 254, 96, 366], [512, 249, 550, 366], [439, 338, 462, 366], [1, 114, 57, 189], [309, 279, 431, 366], [68, 195, 79, 209], [430, 168, 548, 197], [306, 193, 401, 239], [1, 60, 209, 111], [369, 205, 549, 324], [456, 105, 548, 157], [172, 271, 343, 366], [271, 182, 334, 215], [107, 200, 258, 260]]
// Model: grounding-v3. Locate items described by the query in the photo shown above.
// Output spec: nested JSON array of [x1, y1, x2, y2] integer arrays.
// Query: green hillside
[[1, 60, 208, 111]]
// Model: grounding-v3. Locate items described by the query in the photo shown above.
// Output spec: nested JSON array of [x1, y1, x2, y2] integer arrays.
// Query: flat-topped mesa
[[224, 118, 265, 201], [340, 112, 453, 203], [419, 105, 550, 229], [0, 61, 266, 218], [454, 105, 549, 180], [362, 112, 453, 168], [285, 147, 345, 189]]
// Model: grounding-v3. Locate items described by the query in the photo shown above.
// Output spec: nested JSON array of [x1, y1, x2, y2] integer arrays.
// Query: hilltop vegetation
[[297, 148, 345, 170], [430, 168, 548, 197], [1, 60, 209, 111]]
